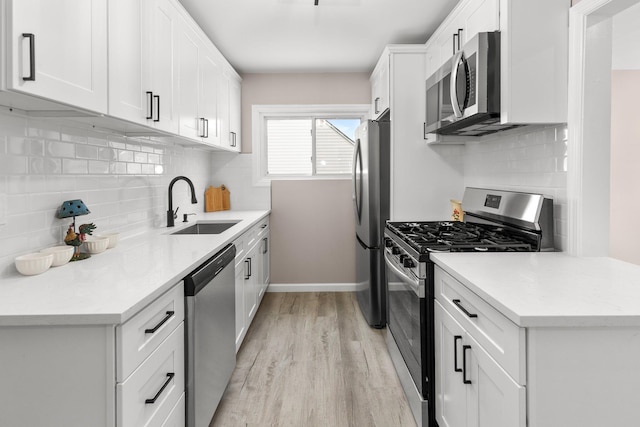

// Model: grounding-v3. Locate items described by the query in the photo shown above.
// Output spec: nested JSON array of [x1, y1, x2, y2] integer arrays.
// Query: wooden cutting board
[[205, 185, 230, 212]]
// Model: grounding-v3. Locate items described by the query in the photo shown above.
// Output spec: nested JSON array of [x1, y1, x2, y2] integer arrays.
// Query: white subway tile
[[118, 150, 134, 162], [89, 160, 110, 174], [76, 145, 98, 159], [62, 158, 88, 174], [46, 141, 75, 158]]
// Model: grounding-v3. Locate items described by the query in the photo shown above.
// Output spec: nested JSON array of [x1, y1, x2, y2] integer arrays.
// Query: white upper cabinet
[[108, 0, 149, 124], [370, 54, 390, 119], [147, 0, 179, 134], [219, 68, 242, 152], [426, 0, 499, 78], [4, 0, 108, 113], [199, 46, 221, 146]]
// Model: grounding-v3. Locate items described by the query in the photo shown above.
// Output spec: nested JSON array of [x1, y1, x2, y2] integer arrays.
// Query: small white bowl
[[40, 246, 74, 267], [84, 237, 110, 254], [15, 253, 54, 276], [97, 232, 120, 249]]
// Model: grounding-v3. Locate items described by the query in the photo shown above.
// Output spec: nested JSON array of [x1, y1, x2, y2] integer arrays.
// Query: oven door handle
[[384, 251, 424, 298]]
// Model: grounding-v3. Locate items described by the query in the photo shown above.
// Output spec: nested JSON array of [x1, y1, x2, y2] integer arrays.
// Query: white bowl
[[84, 237, 110, 254], [40, 246, 74, 266], [15, 253, 54, 276], [97, 232, 120, 249]]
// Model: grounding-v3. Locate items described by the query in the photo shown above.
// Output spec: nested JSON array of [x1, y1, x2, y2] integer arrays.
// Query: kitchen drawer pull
[[199, 118, 206, 138], [230, 131, 237, 147], [374, 97, 380, 114], [22, 33, 36, 81], [204, 118, 209, 138], [452, 32, 458, 55], [153, 95, 160, 122], [453, 335, 463, 373], [453, 299, 478, 318], [146, 91, 154, 119], [145, 372, 175, 404], [262, 237, 268, 254], [144, 311, 175, 334], [462, 345, 471, 384]]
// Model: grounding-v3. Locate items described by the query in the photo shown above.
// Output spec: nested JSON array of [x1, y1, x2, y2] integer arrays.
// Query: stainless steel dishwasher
[[184, 243, 236, 427]]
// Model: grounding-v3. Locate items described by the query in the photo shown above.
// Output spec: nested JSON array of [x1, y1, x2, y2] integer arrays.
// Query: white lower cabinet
[[117, 323, 185, 427], [234, 216, 270, 352], [434, 266, 525, 427], [435, 301, 525, 427], [0, 282, 185, 427]]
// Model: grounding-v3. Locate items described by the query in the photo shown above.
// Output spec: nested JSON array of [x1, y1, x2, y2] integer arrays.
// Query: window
[[252, 105, 369, 184]]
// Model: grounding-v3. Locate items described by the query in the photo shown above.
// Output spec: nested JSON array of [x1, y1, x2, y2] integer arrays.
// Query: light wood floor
[[210, 292, 417, 427]]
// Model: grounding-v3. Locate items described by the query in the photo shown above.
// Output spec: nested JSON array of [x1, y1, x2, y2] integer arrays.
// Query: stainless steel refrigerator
[[352, 119, 390, 328]]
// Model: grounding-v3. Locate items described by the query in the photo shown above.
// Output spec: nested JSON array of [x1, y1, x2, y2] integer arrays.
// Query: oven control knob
[[403, 258, 415, 268], [391, 246, 401, 255], [399, 254, 407, 263], [385, 238, 393, 248]]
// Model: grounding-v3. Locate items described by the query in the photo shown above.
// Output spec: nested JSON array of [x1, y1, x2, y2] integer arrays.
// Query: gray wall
[[240, 72, 370, 284]]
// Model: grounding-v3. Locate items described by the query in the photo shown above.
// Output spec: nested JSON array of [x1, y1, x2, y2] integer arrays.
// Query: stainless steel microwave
[[424, 31, 520, 138]]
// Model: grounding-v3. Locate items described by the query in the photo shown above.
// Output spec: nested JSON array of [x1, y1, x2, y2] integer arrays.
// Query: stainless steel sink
[[171, 221, 239, 235]]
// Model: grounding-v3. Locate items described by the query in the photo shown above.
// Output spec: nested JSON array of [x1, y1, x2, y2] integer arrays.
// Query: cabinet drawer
[[117, 284, 184, 381], [256, 217, 269, 239], [434, 267, 525, 384], [117, 323, 185, 427]]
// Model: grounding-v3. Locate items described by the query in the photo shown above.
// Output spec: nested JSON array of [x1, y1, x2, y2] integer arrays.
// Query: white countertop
[[0, 210, 269, 326], [431, 252, 640, 327]]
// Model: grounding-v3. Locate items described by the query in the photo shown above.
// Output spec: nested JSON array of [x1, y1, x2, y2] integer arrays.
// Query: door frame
[[567, 0, 640, 255]]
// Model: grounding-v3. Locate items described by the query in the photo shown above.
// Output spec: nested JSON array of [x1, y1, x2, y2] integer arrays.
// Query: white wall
[[0, 108, 213, 278], [463, 125, 569, 251], [610, 2, 640, 264]]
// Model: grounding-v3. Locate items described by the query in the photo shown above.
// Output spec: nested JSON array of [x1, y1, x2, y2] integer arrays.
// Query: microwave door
[[450, 50, 469, 119]]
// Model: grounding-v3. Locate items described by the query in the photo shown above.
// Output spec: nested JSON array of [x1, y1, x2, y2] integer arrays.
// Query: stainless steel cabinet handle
[[462, 345, 472, 384], [144, 310, 175, 334], [22, 33, 36, 81], [244, 258, 251, 279], [146, 91, 154, 120], [374, 97, 380, 114], [452, 299, 478, 318], [454, 335, 463, 373], [457, 28, 463, 50], [262, 237, 268, 254], [145, 373, 175, 404], [230, 131, 237, 147], [205, 119, 209, 138], [452, 32, 458, 55]]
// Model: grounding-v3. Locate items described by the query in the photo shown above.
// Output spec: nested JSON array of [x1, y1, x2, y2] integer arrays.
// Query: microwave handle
[[450, 49, 465, 118]]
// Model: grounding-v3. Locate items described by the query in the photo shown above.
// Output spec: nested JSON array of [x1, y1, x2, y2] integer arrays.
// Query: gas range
[[384, 188, 554, 427]]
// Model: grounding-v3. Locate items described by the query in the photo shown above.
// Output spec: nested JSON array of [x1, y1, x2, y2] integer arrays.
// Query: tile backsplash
[[462, 124, 568, 251], [0, 108, 215, 277]]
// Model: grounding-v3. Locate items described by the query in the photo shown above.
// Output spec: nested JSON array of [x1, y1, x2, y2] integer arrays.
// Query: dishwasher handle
[[184, 243, 236, 296]]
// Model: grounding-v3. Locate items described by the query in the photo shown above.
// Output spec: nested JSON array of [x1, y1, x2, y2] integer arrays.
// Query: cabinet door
[[218, 71, 230, 147], [235, 265, 245, 352], [370, 56, 389, 118], [199, 46, 221, 146], [465, 333, 526, 427], [7, 0, 108, 113], [177, 20, 201, 140], [460, 0, 499, 45], [435, 301, 469, 427], [229, 75, 241, 151], [258, 232, 270, 300], [147, 0, 179, 133], [244, 245, 258, 323], [108, 0, 149, 124]]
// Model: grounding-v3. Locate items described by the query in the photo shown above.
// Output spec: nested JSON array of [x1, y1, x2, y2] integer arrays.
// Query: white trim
[[567, 0, 640, 256], [251, 104, 370, 186], [266, 283, 357, 292]]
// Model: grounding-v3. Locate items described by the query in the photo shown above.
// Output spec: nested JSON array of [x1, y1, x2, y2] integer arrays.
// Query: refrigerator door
[[356, 235, 385, 328], [353, 120, 389, 248]]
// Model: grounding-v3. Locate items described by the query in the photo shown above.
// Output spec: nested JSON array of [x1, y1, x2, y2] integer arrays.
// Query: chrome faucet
[[167, 176, 198, 227]]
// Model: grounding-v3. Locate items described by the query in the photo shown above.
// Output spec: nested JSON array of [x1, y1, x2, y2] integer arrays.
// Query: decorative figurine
[[64, 223, 96, 261]]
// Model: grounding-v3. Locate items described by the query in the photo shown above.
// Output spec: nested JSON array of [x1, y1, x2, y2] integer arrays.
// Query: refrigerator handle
[[353, 138, 363, 222]]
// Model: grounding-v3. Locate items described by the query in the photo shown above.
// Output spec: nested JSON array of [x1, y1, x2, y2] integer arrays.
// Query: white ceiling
[[177, 0, 458, 74]]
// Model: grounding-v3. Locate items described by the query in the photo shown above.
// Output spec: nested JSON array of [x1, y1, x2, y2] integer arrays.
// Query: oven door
[[384, 250, 427, 396]]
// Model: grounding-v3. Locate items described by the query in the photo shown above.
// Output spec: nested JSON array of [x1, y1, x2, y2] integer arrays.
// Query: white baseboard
[[267, 283, 356, 292]]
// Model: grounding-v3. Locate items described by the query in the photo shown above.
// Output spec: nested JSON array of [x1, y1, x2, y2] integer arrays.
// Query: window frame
[[252, 104, 370, 185]]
